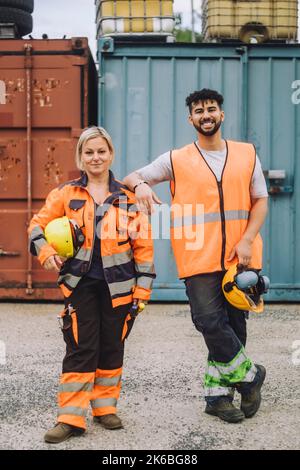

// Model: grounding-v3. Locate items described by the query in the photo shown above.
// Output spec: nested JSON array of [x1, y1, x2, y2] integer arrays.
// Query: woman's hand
[[43, 254, 65, 272]]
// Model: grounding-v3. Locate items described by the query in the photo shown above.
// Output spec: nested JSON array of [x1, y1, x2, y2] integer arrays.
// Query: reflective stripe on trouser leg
[[91, 367, 122, 416], [204, 347, 257, 397], [57, 372, 95, 429], [204, 363, 234, 397]]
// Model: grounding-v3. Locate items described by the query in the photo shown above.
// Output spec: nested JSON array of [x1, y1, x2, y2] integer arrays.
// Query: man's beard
[[194, 119, 222, 136]]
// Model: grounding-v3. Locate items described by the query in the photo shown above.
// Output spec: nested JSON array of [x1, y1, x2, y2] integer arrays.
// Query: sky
[[28, 0, 298, 60]]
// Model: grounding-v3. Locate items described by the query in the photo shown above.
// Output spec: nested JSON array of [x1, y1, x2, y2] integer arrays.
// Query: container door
[[99, 42, 300, 301], [0, 41, 92, 299]]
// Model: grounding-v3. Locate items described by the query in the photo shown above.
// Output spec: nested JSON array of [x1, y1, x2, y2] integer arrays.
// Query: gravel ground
[[0, 302, 299, 450]]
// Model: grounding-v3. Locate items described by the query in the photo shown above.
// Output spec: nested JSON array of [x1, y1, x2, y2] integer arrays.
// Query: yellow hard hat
[[45, 216, 84, 258], [222, 264, 268, 313]]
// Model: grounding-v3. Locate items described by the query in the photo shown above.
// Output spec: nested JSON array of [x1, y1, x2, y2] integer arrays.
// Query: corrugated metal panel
[[0, 38, 97, 300], [98, 41, 300, 301]]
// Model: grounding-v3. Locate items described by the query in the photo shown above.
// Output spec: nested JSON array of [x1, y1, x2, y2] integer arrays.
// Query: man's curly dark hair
[[186, 89, 224, 113]]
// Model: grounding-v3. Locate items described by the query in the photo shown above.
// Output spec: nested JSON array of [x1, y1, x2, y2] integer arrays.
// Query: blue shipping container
[[97, 40, 300, 301]]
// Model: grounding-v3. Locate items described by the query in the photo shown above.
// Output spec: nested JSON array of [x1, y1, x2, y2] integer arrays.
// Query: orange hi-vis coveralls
[[28, 171, 155, 430]]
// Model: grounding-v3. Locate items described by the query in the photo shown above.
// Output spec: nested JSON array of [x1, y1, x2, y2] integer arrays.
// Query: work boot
[[44, 422, 84, 444], [94, 414, 123, 430], [237, 364, 266, 418], [205, 398, 245, 423]]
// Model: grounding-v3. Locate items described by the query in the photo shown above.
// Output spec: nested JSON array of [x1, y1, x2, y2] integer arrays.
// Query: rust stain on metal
[[33, 79, 71, 108], [0, 78, 25, 104], [0, 144, 22, 190], [33, 78, 61, 108], [44, 143, 63, 185], [0, 77, 72, 108]]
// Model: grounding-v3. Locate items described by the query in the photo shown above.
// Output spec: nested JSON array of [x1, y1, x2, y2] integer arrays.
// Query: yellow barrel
[[96, 0, 174, 36], [202, 0, 298, 43]]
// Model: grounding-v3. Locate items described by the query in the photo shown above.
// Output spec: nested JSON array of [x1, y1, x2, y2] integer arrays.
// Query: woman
[[28, 126, 155, 444]]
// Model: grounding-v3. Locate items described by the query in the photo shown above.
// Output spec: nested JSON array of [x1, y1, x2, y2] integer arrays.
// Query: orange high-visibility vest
[[170, 140, 263, 279]]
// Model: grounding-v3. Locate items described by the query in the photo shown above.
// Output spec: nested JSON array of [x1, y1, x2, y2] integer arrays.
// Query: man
[[123, 89, 268, 423]]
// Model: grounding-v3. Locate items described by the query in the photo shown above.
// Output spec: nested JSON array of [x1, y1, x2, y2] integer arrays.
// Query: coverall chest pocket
[[67, 199, 86, 227]]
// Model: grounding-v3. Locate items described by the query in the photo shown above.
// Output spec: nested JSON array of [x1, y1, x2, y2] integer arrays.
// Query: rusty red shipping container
[[0, 37, 97, 300]]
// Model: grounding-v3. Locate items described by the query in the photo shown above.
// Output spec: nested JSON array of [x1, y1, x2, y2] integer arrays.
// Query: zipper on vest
[[217, 181, 226, 271], [193, 141, 229, 272]]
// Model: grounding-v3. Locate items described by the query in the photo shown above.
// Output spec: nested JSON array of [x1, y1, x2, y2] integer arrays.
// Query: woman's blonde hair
[[75, 126, 115, 171]]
